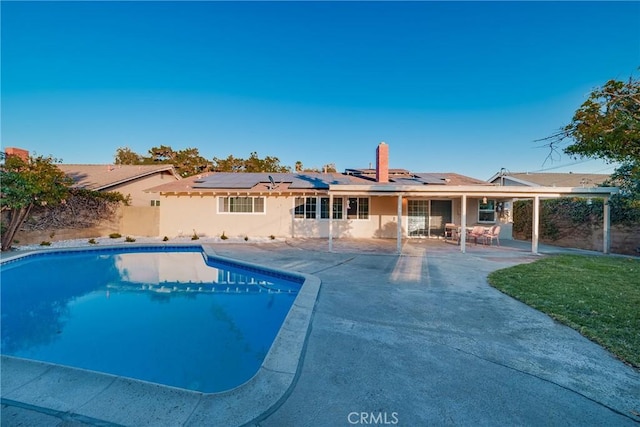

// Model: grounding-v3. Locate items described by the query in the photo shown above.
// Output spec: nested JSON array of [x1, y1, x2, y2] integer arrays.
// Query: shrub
[[40, 241, 51, 246], [125, 236, 136, 242], [162, 236, 169, 242], [88, 238, 98, 244], [270, 234, 276, 240], [220, 231, 228, 240], [244, 236, 249, 241], [109, 233, 122, 239], [191, 234, 199, 240]]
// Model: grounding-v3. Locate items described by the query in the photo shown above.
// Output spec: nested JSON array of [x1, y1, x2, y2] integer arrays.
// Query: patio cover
[[328, 184, 619, 255]]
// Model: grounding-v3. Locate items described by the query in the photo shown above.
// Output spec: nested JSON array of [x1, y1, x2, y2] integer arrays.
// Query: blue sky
[[2, 1, 639, 180]]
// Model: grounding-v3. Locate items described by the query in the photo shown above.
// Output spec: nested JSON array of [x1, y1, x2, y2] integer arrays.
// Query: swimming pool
[[0, 246, 303, 393]]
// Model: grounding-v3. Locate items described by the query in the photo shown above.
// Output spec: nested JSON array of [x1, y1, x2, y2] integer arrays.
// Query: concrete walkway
[[2, 238, 639, 426]]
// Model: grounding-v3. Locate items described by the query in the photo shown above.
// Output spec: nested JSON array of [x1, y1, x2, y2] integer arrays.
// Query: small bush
[[191, 234, 199, 240], [162, 236, 169, 242], [270, 234, 276, 240], [220, 231, 228, 240], [109, 233, 122, 239], [88, 238, 98, 244], [244, 236, 249, 241], [40, 241, 51, 246], [125, 236, 136, 242], [49, 231, 56, 239]]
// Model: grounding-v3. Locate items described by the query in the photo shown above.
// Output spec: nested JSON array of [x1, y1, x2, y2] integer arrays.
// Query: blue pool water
[[0, 246, 301, 393]]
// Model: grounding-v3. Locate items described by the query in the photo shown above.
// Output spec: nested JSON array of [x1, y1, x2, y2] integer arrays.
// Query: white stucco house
[[147, 143, 618, 254]]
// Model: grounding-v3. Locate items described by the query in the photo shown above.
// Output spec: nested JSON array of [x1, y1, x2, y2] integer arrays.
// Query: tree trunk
[[1, 204, 32, 251]]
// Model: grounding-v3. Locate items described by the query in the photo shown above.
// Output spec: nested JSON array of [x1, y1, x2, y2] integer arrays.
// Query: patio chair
[[444, 223, 457, 241], [468, 226, 485, 245], [483, 225, 501, 246]]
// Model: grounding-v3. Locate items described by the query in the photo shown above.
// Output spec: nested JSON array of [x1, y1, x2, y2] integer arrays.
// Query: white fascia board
[[328, 184, 619, 197]]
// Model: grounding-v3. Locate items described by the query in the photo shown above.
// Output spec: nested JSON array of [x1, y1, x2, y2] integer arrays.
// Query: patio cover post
[[532, 195, 540, 254], [329, 194, 333, 252], [460, 195, 467, 253], [603, 196, 610, 254], [397, 194, 402, 254]]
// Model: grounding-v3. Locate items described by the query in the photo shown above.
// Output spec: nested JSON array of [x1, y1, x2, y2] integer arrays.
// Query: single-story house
[[58, 164, 181, 207], [487, 171, 611, 188], [147, 143, 618, 254], [57, 164, 181, 236]]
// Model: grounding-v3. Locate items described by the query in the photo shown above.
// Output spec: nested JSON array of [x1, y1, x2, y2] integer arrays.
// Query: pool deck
[[2, 238, 640, 426]]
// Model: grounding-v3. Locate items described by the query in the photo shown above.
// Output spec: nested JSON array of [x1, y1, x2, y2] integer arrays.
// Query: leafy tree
[[1, 153, 73, 251], [212, 154, 245, 172], [114, 147, 292, 175], [540, 73, 640, 216], [146, 145, 177, 163], [543, 77, 639, 163], [213, 152, 291, 173], [170, 148, 211, 177], [114, 147, 142, 165], [113, 146, 211, 177], [294, 162, 337, 173]]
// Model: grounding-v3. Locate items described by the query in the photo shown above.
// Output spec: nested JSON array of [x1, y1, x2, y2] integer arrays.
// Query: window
[[320, 197, 330, 219], [218, 196, 265, 213], [347, 197, 369, 219], [150, 200, 160, 207], [295, 197, 318, 219], [319, 197, 344, 219], [332, 197, 343, 219], [297, 197, 344, 219], [478, 199, 496, 223]]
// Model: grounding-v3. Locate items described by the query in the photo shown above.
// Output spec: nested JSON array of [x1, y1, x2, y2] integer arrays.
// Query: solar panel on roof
[[191, 173, 265, 189], [412, 173, 448, 185], [189, 172, 380, 190]]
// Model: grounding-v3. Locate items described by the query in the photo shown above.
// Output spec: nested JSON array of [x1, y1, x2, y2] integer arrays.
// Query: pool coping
[[1, 244, 321, 426]]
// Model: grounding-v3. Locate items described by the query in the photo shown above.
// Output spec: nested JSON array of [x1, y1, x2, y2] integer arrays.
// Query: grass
[[488, 254, 640, 368]]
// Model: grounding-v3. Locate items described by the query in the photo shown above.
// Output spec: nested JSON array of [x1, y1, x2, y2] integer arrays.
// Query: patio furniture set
[[444, 224, 501, 246]]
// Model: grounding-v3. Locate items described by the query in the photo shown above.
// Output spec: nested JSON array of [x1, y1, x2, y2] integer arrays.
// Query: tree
[[1, 153, 73, 251], [146, 145, 177, 163], [542, 76, 639, 164], [540, 73, 640, 221], [171, 148, 211, 177], [113, 146, 211, 177], [212, 154, 245, 172], [114, 147, 142, 165], [212, 152, 291, 173]]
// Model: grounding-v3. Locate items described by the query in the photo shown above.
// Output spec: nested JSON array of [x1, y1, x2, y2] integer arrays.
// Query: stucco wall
[[110, 171, 177, 207], [156, 194, 495, 239], [120, 206, 159, 237], [158, 194, 296, 238]]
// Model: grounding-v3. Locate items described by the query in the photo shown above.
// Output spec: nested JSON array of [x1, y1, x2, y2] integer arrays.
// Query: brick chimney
[[376, 142, 389, 183], [4, 147, 29, 162]]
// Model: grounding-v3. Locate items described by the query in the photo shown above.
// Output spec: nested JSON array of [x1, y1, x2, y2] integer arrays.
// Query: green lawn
[[488, 254, 640, 368]]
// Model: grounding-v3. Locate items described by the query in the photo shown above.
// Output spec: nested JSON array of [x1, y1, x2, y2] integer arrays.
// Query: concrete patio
[[2, 238, 639, 426]]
